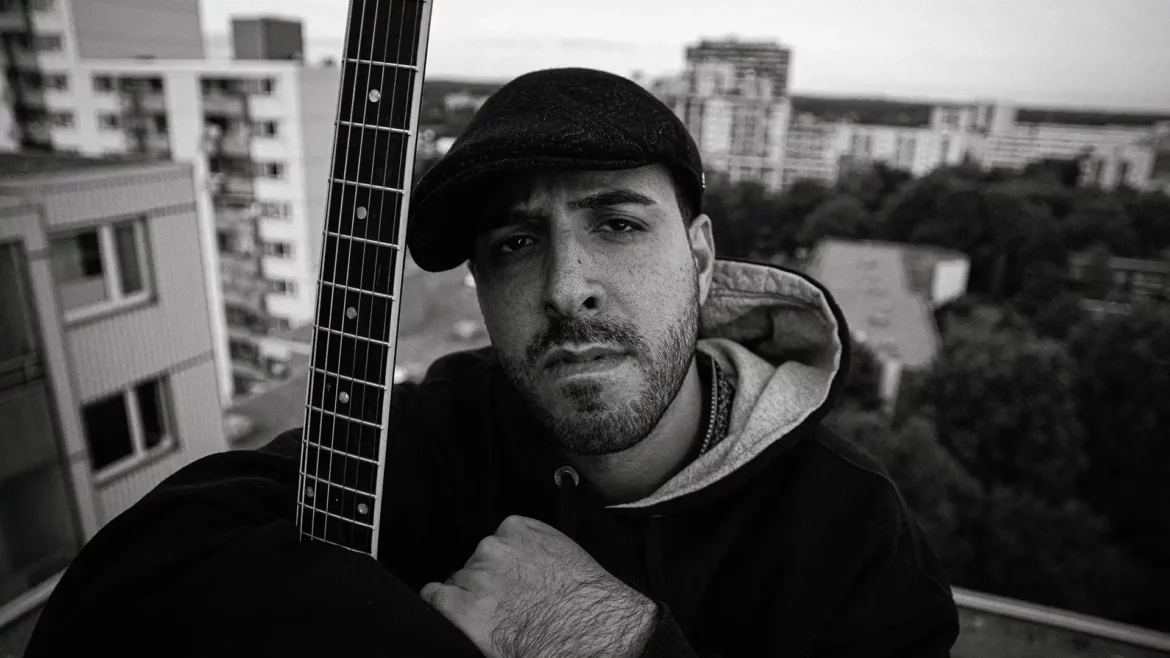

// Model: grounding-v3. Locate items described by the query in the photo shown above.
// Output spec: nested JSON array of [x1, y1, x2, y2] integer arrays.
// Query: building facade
[[1, 0, 342, 400], [654, 38, 793, 190], [0, 155, 228, 629]]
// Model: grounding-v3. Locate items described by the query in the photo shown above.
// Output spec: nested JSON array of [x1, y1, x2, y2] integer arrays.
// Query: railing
[[953, 587, 1170, 653]]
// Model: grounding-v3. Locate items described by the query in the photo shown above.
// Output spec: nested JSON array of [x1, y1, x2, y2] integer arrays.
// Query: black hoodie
[[25, 260, 958, 657]]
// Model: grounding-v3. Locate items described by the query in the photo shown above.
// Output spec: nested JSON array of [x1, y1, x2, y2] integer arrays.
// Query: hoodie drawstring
[[554, 465, 580, 541]]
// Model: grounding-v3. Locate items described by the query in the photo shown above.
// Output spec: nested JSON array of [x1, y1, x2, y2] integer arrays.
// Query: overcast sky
[[200, 0, 1170, 111]]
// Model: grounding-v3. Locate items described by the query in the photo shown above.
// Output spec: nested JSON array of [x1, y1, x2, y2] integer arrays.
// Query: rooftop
[[0, 152, 163, 180], [805, 239, 954, 368]]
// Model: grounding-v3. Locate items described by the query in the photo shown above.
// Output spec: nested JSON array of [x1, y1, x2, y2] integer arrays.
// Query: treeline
[[704, 161, 1170, 631]]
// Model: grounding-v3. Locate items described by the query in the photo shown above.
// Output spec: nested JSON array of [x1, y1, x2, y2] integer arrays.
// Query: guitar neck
[[296, 0, 434, 559]]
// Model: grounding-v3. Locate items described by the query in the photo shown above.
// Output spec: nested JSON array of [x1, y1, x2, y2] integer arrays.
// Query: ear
[[687, 214, 716, 306]]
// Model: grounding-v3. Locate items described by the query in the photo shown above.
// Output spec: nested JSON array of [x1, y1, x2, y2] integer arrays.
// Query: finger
[[420, 581, 458, 612]]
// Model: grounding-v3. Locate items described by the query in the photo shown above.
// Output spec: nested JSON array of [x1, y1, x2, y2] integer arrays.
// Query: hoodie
[[25, 259, 958, 657]]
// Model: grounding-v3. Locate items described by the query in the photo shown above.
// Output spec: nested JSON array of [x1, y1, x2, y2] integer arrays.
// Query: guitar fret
[[315, 325, 390, 347], [305, 407, 385, 435], [301, 503, 376, 529], [310, 366, 387, 389], [344, 57, 418, 71], [331, 178, 404, 194], [302, 472, 373, 497], [301, 532, 370, 557], [337, 119, 411, 136], [318, 278, 397, 301], [323, 230, 400, 250]]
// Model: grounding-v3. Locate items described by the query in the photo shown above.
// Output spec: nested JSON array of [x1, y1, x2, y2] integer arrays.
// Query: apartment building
[[0, 0, 203, 151], [0, 153, 228, 630], [1, 0, 343, 400], [654, 38, 793, 190]]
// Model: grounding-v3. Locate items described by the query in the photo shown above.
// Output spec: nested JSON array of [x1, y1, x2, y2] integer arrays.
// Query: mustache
[[525, 317, 647, 366]]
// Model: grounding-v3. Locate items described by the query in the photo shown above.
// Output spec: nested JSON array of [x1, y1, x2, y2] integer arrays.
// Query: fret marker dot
[[358, 503, 369, 515], [356, 206, 368, 220], [338, 391, 350, 403], [306, 487, 315, 499], [368, 89, 381, 102], [346, 307, 357, 320]]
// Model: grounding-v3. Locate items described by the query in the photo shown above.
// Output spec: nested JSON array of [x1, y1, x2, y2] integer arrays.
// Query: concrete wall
[[69, 0, 204, 59]]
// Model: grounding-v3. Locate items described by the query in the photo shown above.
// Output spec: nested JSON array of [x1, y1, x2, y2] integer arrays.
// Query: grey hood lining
[[610, 259, 845, 510]]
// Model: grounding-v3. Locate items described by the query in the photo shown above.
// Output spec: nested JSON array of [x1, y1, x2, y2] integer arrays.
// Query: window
[[33, 34, 63, 52], [50, 111, 73, 128], [98, 112, 121, 130], [257, 77, 276, 95], [269, 278, 297, 295], [49, 218, 151, 321], [92, 75, 113, 92], [38, 72, 67, 90], [252, 120, 278, 138], [259, 162, 286, 179], [263, 241, 293, 259], [81, 376, 175, 476], [270, 317, 291, 331], [258, 201, 291, 219]]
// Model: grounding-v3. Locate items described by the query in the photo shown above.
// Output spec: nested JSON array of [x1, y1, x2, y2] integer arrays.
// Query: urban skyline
[[199, 0, 1170, 111]]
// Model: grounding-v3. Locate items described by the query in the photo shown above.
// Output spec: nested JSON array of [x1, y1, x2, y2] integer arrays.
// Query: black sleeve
[[24, 381, 482, 658]]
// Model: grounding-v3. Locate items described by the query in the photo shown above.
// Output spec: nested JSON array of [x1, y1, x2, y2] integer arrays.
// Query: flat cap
[[407, 67, 704, 272]]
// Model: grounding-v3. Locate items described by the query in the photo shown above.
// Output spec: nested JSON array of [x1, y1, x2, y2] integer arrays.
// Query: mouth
[[543, 345, 628, 374]]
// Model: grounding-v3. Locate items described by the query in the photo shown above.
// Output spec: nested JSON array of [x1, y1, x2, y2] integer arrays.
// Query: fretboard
[[296, 0, 433, 559]]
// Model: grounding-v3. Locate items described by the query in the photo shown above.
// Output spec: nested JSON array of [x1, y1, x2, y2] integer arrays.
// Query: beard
[[497, 271, 701, 456]]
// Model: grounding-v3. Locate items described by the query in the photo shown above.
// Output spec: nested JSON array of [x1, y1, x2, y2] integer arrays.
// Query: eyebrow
[[567, 188, 657, 210], [480, 188, 658, 232]]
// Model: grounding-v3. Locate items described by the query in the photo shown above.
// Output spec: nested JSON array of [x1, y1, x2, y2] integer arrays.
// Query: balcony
[[119, 90, 167, 114], [201, 91, 246, 116], [211, 130, 251, 157], [214, 203, 255, 228], [208, 172, 254, 198]]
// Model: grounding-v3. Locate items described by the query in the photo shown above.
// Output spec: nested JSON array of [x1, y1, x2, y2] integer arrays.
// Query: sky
[[199, 0, 1170, 111]]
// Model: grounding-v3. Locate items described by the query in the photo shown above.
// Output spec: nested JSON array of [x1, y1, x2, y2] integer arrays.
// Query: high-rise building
[[655, 38, 793, 190], [0, 153, 228, 628], [0, 0, 203, 151], [231, 16, 305, 62], [1, 5, 344, 400]]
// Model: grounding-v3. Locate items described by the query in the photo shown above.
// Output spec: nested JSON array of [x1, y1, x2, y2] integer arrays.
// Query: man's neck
[[563, 359, 705, 505]]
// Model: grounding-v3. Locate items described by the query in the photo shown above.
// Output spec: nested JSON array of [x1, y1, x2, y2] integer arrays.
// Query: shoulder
[[773, 423, 913, 539]]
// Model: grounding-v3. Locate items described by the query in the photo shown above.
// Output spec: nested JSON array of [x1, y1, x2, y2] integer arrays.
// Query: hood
[[610, 258, 849, 510]]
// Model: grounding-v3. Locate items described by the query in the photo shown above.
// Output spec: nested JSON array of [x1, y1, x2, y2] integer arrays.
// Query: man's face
[[469, 164, 715, 456]]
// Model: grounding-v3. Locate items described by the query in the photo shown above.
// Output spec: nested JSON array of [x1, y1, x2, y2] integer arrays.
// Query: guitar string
[[376, 0, 422, 552], [341, 0, 396, 550], [334, 0, 387, 550], [308, 0, 372, 547], [295, 0, 359, 545], [354, 0, 415, 551]]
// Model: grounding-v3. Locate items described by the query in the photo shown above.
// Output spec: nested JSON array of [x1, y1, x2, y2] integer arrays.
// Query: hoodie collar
[[609, 258, 849, 510]]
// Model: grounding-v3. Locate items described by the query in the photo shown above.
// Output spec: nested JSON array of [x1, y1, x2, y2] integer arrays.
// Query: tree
[[795, 195, 875, 247], [838, 341, 883, 412], [836, 162, 913, 212], [1068, 306, 1170, 570], [923, 327, 1087, 502], [703, 178, 781, 260], [1061, 190, 1138, 255], [1122, 191, 1170, 258], [771, 179, 834, 254], [1010, 261, 1084, 340]]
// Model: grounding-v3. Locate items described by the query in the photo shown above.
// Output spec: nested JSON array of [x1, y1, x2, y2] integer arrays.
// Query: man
[[26, 68, 958, 657]]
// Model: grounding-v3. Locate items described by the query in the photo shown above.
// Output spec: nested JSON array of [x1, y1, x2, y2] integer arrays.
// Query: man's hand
[[420, 515, 658, 658]]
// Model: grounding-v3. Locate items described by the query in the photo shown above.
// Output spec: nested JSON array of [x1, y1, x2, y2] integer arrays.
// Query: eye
[[495, 235, 534, 254], [601, 218, 638, 232]]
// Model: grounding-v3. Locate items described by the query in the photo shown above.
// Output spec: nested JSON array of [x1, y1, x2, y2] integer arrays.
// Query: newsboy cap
[[406, 67, 705, 272]]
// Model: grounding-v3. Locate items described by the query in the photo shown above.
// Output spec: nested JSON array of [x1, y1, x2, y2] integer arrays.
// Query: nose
[[542, 231, 606, 320]]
